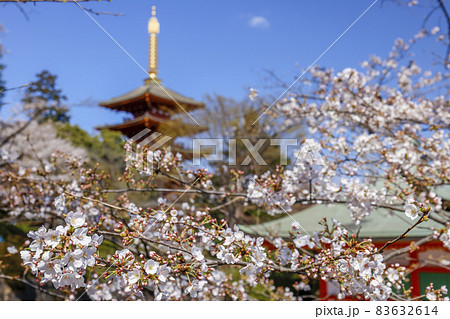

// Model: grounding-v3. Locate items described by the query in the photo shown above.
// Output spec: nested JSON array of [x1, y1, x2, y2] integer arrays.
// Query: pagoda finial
[[147, 5, 160, 83]]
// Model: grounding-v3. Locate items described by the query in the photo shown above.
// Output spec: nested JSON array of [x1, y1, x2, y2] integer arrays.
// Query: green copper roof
[[239, 185, 449, 239], [99, 82, 204, 108], [238, 204, 443, 239]]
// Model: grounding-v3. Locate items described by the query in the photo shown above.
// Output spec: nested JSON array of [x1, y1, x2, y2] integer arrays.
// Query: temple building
[[239, 185, 450, 300], [97, 6, 205, 143]]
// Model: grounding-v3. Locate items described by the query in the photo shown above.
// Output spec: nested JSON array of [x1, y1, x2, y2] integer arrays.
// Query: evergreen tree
[[22, 70, 69, 123]]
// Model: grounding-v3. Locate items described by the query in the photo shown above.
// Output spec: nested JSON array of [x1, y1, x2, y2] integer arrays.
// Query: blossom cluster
[[424, 283, 449, 301], [20, 209, 103, 290], [124, 141, 182, 176], [336, 253, 391, 300], [246, 33, 448, 227]]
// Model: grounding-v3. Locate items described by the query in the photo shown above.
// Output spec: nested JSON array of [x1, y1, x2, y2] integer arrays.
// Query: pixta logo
[[125, 128, 173, 175], [125, 128, 326, 172], [191, 138, 326, 167]]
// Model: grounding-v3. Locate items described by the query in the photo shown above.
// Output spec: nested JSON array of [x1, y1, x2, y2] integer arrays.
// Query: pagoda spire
[[147, 5, 160, 83]]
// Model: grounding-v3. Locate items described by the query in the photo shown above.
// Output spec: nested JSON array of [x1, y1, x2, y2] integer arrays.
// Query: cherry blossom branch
[[383, 234, 435, 262], [101, 187, 247, 197], [377, 212, 430, 254], [204, 259, 309, 274], [97, 230, 193, 256], [64, 191, 136, 214], [99, 188, 447, 226], [0, 107, 46, 148], [0, 274, 65, 299], [155, 169, 235, 198], [209, 197, 245, 211]]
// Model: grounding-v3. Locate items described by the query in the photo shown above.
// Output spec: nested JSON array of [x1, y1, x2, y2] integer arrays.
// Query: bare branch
[[377, 212, 430, 254], [383, 234, 435, 262]]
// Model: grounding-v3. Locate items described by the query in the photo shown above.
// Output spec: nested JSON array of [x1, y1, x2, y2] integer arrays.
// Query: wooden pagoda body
[[98, 80, 204, 139], [97, 6, 205, 142]]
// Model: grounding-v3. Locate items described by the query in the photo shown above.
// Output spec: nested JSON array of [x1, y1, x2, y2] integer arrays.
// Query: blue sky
[[0, 0, 446, 134]]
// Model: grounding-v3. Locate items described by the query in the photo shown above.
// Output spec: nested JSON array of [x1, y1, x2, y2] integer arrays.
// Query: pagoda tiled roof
[[99, 82, 204, 110], [95, 111, 166, 131]]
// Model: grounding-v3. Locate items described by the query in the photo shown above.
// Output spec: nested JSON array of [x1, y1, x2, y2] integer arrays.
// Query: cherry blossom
[[0, 30, 446, 301]]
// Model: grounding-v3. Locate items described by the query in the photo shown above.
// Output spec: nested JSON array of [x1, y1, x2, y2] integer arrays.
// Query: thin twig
[[383, 234, 435, 262], [101, 186, 247, 197], [209, 196, 244, 211], [377, 213, 430, 254]]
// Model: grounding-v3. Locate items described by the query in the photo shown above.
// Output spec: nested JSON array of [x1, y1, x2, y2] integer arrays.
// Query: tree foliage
[[22, 70, 69, 123]]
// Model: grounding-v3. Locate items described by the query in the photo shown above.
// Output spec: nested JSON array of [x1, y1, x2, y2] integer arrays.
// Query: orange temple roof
[[99, 81, 204, 112]]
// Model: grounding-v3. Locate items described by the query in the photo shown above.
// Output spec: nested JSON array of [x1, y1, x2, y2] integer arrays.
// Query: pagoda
[[97, 6, 205, 141]]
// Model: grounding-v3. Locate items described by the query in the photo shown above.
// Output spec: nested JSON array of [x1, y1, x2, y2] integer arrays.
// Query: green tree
[[22, 70, 69, 123], [55, 123, 126, 174]]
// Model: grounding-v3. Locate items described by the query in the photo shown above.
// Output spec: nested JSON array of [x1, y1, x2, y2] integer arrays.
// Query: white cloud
[[248, 16, 270, 29]]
